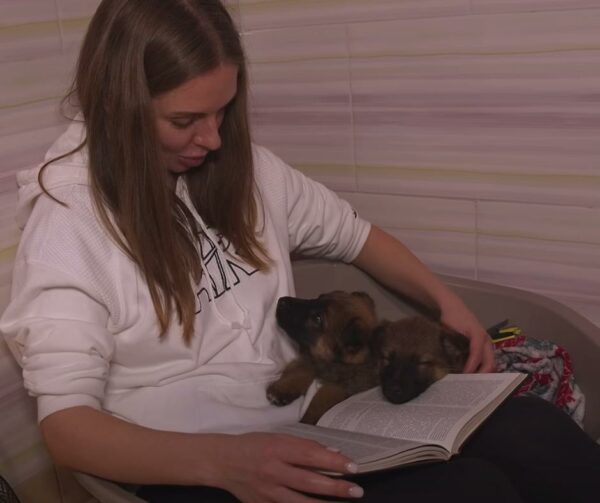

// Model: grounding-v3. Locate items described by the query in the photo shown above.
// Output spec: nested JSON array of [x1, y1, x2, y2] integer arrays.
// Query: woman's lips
[[178, 155, 206, 168]]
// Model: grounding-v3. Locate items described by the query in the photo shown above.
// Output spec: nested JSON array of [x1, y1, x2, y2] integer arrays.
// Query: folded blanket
[[494, 335, 585, 427]]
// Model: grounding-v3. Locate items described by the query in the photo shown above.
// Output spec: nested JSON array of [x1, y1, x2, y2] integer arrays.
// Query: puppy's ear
[[351, 291, 375, 311], [440, 329, 470, 371]]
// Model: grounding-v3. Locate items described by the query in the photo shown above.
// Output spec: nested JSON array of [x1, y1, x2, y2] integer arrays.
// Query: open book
[[275, 372, 526, 474]]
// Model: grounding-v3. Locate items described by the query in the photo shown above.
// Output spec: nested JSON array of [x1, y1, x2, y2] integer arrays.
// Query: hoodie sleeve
[[253, 145, 371, 263], [1, 260, 114, 422]]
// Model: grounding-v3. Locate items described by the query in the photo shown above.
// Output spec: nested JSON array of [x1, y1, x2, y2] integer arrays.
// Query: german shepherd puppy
[[267, 291, 469, 424]]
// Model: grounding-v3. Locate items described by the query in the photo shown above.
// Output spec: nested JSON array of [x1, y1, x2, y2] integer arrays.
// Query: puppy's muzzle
[[275, 296, 298, 329], [379, 355, 434, 404], [276, 296, 317, 344]]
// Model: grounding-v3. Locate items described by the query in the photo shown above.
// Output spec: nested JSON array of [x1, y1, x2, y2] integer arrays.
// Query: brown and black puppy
[[267, 291, 380, 424], [267, 290, 470, 424], [375, 317, 469, 404]]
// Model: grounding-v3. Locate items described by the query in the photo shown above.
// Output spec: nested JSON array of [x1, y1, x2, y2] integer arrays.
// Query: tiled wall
[[0, 0, 598, 499], [239, 0, 600, 327]]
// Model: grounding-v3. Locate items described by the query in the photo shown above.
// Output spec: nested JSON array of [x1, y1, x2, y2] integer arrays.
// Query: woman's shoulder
[[252, 143, 292, 178], [251, 144, 298, 210], [252, 143, 309, 192]]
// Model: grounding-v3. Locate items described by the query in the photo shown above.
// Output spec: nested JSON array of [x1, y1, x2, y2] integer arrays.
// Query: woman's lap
[[137, 458, 522, 503], [460, 394, 600, 502], [137, 396, 600, 503]]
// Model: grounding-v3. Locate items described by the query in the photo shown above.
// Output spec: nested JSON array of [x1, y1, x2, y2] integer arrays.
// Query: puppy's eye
[[345, 343, 362, 355], [381, 353, 394, 365], [312, 313, 322, 326]]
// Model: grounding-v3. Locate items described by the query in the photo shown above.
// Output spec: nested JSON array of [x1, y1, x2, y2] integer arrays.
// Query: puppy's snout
[[276, 296, 310, 334], [276, 297, 293, 322], [277, 296, 293, 312], [380, 356, 431, 404]]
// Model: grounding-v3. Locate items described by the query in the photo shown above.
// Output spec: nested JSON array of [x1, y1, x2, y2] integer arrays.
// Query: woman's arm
[[352, 225, 494, 373], [41, 406, 364, 502]]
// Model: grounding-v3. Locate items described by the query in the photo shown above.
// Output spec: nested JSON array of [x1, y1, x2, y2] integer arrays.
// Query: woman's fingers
[[272, 463, 363, 501], [464, 329, 496, 373], [440, 301, 496, 374], [259, 435, 364, 498], [219, 433, 364, 502], [276, 436, 356, 473]]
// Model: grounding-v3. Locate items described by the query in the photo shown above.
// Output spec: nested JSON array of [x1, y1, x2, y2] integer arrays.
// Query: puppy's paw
[[266, 382, 301, 406]]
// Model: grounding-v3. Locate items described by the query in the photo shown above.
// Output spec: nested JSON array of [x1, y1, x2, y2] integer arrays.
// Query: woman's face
[[152, 63, 238, 175]]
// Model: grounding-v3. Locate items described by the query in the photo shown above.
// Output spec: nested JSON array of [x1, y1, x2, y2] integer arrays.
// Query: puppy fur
[[267, 290, 469, 424], [375, 317, 469, 404]]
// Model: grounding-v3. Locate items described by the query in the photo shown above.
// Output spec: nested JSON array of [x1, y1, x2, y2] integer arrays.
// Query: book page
[[317, 373, 524, 453], [274, 423, 449, 472], [275, 423, 427, 465]]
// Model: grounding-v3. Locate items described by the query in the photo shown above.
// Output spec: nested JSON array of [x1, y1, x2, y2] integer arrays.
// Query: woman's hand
[[214, 432, 364, 503], [351, 226, 495, 374], [439, 299, 495, 373]]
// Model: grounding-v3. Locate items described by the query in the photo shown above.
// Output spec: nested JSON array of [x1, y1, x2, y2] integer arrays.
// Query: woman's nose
[[192, 115, 222, 151]]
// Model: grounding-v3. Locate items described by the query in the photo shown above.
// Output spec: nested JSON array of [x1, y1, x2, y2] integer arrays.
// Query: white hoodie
[[0, 120, 370, 434]]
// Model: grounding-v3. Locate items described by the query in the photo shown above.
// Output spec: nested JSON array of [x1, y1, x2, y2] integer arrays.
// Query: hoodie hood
[[16, 119, 89, 229]]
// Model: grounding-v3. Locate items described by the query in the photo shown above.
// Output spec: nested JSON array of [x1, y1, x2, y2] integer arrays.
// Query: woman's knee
[[466, 395, 597, 456], [442, 458, 524, 502], [358, 457, 523, 503]]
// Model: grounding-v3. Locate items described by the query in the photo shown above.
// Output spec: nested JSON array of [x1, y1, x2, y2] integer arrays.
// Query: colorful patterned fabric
[[494, 335, 585, 427]]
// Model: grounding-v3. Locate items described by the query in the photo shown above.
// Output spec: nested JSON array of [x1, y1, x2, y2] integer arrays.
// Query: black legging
[[137, 396, 600, 502]]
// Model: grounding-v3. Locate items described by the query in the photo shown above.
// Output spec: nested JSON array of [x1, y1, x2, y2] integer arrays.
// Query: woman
[[2, 1, 599, 502]]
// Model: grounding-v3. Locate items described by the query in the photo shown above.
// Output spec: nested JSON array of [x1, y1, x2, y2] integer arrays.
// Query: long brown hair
[[41, 0, 268, 343]]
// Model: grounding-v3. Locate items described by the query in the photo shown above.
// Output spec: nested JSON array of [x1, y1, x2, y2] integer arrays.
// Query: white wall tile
[[0, 55, 75, 113], [0, 54, 75, 191], [472, 0, 600, 14], [56, 0, 102, 53], [0, 193, 20, 246], [340, 191, 477, 277], [240, 0, 470, 31], [244, 26, 355, 190], [478, 202, 600, 244], [0, 0, 58, 24], [0, 21, 61, 63], [477, 202, 600, 305], [349, 11, 600, 205], [56, 0, 102, 18]]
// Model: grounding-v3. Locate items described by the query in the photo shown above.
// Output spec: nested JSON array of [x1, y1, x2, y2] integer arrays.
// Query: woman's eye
[[170, 119, 194, 129]]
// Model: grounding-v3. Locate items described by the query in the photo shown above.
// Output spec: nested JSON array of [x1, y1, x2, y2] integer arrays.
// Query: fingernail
[[345, 462, 358, 474], [327, 446, 341, 453], [349, 485, 364, 498]]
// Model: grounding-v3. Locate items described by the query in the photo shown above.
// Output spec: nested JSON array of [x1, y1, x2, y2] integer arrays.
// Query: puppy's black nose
[[277, 297, 293, 312], [276, 297, 294, 323], [277, 296, 293, 307]]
